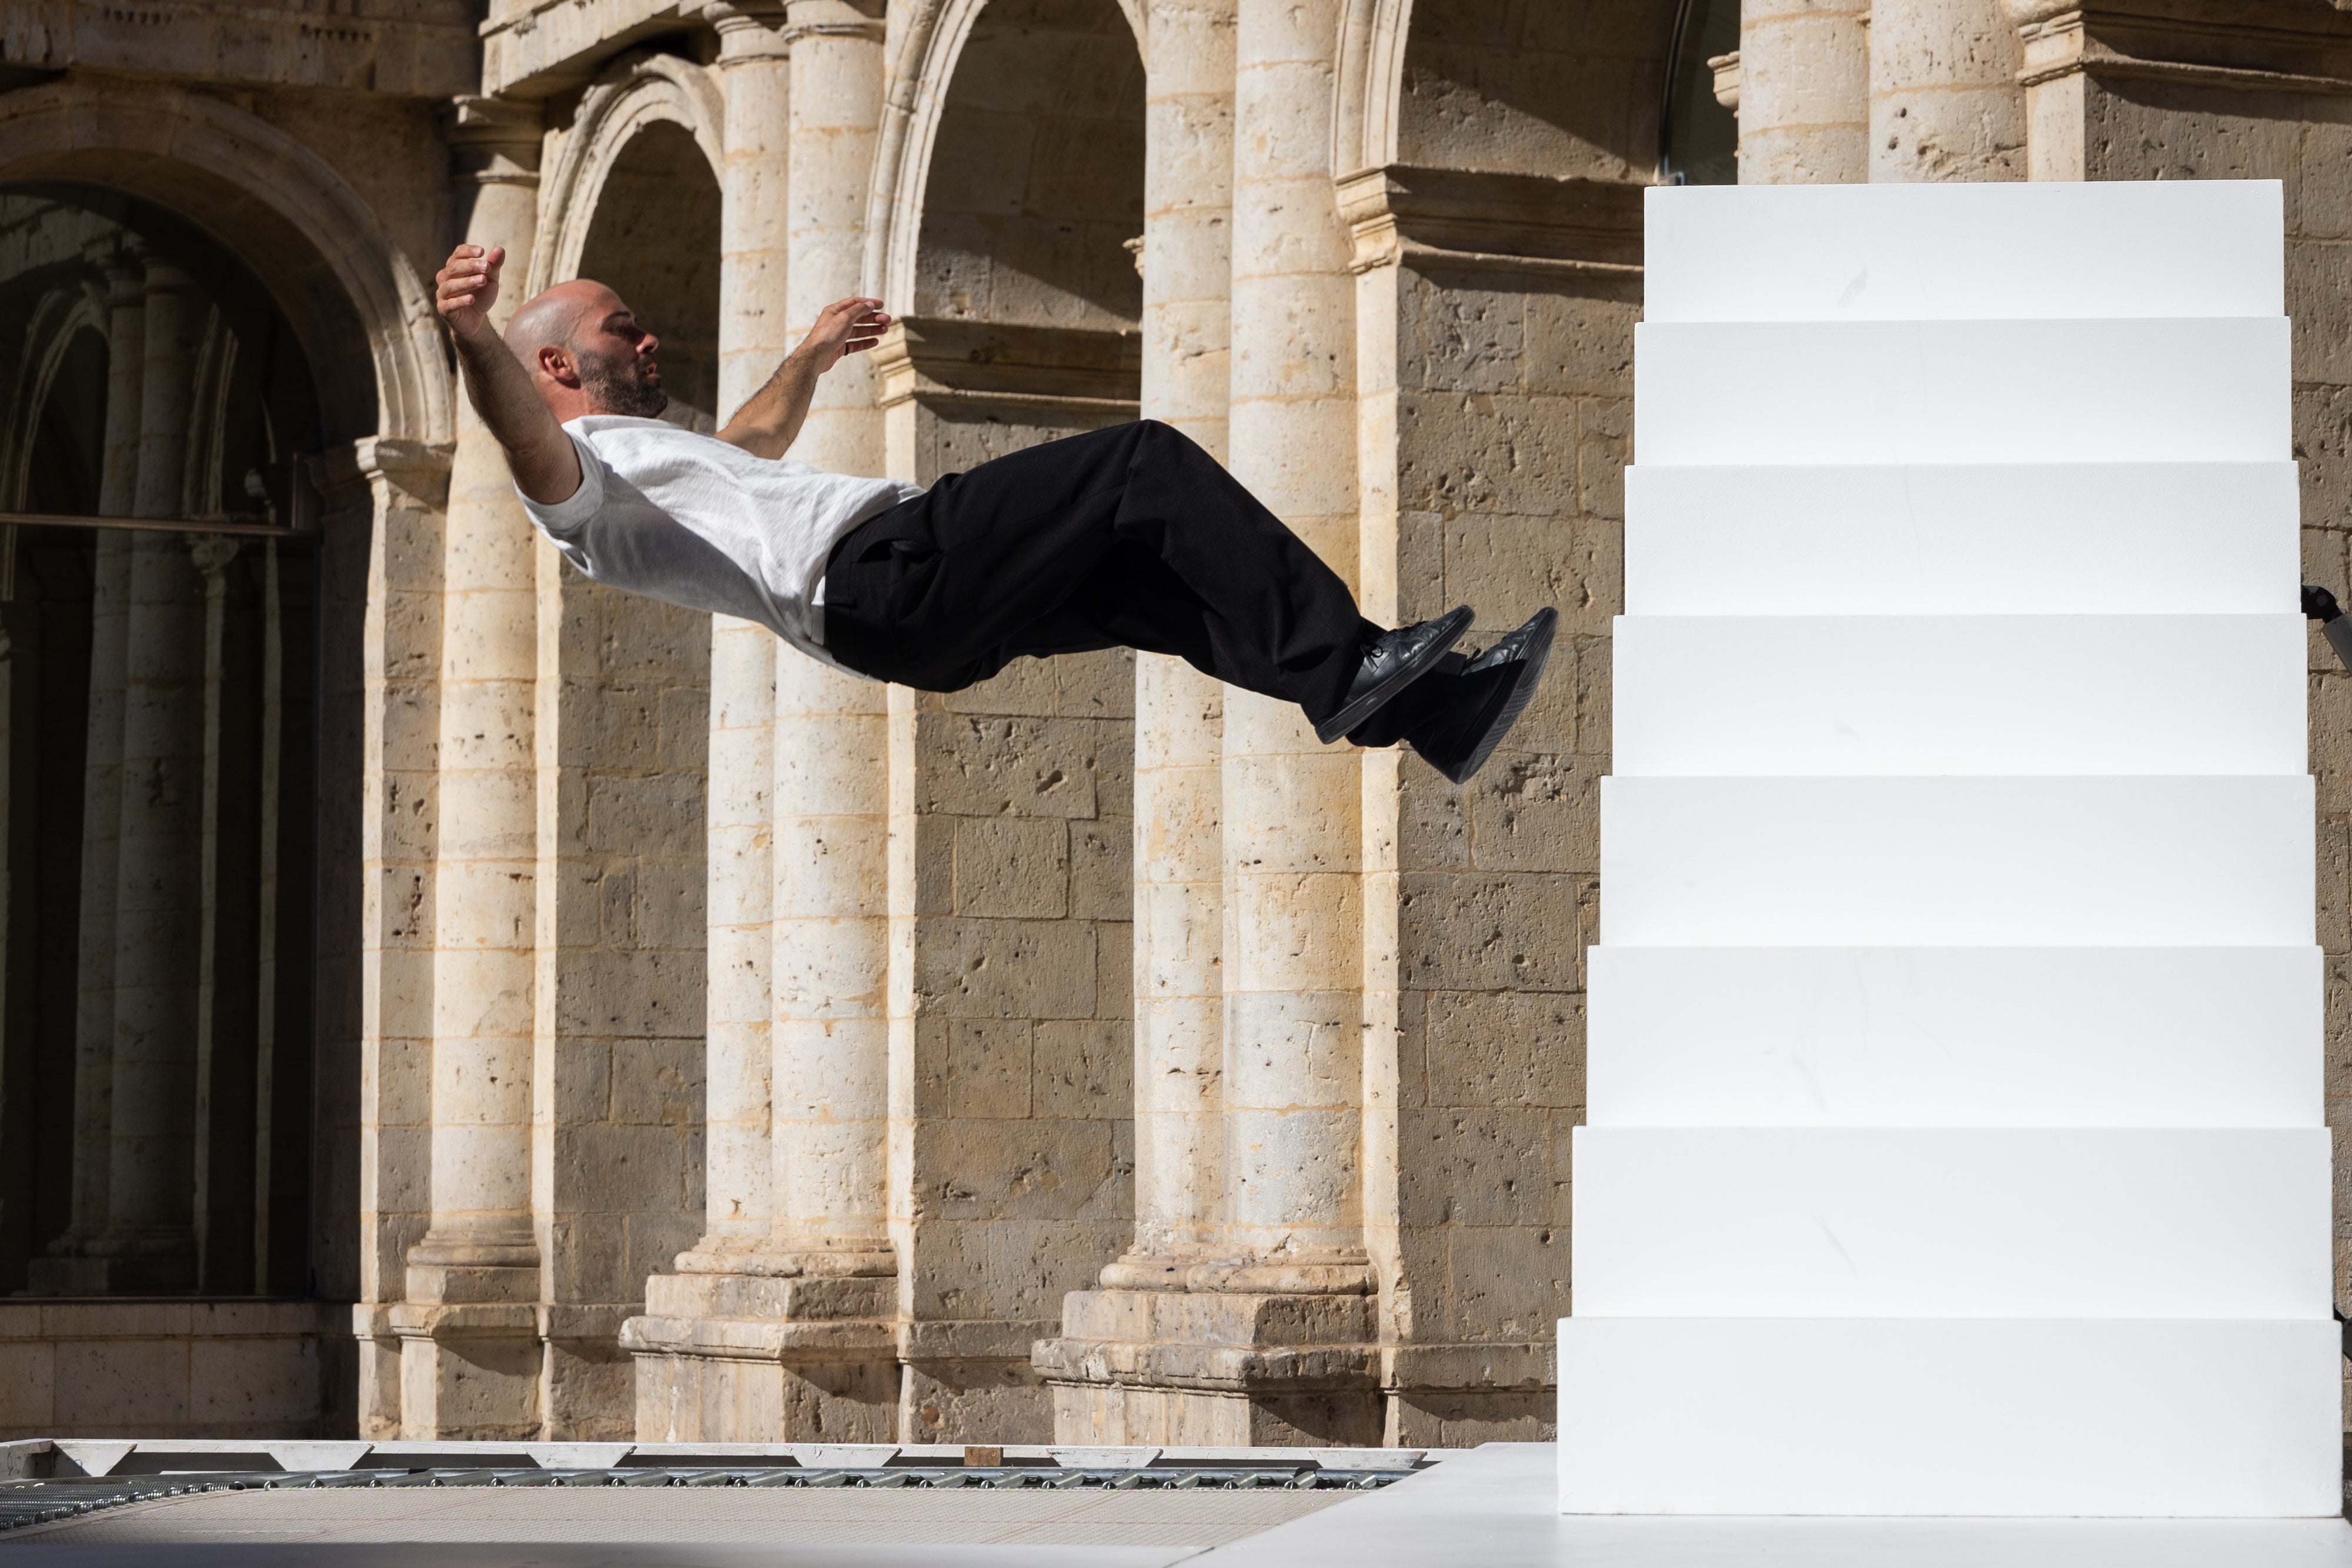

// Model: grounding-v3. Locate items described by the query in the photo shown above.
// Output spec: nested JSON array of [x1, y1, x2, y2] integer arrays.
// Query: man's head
[[506, 279, 668, 422]]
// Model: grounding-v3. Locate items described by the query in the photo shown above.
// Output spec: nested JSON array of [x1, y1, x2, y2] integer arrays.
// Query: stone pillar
[[1043, 0, 1235, 1441], [1738, 0, 1869, 183], [89, 257, 207, 1291], [393, 95, 546, 1440], [783, 0, 886, 474], [189, 530, 242, 1292], [771, 0, 897, 1430], [1041, 0, 1378, 1446], [333, 435, 455, 1439], [625, 2, 897, 1442], [1128, 0, 1235, 1275], [31, 249, 145, 1292], [1868, 0, 2026, 182], [1212, 0, 1377, 1430]]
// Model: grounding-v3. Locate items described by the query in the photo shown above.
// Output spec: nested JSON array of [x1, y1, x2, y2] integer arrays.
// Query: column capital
[[139, 255, 196, 294], [310, 437, 455, 516], [781, 0, 886, 45], [688, 0, 796, 66], [83, 235, 148, 286], [2007, 2, 2352, 95], [445, 93, 544, 187], [188, 534, 240, 578]]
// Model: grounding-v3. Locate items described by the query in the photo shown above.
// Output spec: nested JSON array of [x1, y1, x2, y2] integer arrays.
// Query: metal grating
[[0, 1466, 1394, 1547]]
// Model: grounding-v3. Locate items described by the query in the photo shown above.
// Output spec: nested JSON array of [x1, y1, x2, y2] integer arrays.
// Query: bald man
[[434, 243, 1555, 782]]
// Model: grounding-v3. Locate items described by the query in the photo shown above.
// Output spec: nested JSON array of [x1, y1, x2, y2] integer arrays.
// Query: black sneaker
[[1313, 606, 1474, 745], [1410, 607, 1558, 784]]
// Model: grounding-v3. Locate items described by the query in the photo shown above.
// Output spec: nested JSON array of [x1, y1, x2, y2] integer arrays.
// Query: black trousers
[[821, 421, 1376, 726]]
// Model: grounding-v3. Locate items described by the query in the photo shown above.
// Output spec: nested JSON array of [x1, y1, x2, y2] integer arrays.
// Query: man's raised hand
[[436, 244, 506, 341], [797, 297, 892, 373]]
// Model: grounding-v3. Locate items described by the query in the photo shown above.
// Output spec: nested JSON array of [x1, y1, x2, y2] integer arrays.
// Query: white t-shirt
[[517, 415, 924, 671]]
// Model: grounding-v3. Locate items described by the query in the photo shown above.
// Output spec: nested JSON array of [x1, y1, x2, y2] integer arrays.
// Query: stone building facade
[[0, 0, 2348, 1445]]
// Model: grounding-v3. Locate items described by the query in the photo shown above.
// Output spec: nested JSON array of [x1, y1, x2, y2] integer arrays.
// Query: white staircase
[[1557, 179, 2338, 1517]]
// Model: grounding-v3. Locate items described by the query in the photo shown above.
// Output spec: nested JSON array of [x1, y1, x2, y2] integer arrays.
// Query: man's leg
[[824, 421, 1379, 723]]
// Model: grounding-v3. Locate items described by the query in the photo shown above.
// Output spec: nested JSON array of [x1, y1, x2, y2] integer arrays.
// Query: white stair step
[[1556, 1317, 2339, 1516], [1625, 462, 2300, 616], [1636, 318, 2288, 466], [1643, 180, 2284, 323], [1585, 946, 2321, 1128], [1570, 1128, 2331, 1319], [1611, 616, 2306, 777], [1601, 776, 2313, 945]]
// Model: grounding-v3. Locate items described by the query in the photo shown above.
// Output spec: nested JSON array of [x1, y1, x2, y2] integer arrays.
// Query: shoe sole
[[1314, 606, 1474, 745], [1442, 608, 1558, 784]]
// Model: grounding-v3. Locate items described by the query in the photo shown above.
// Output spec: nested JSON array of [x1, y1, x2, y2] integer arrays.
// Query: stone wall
[[0, 1302, 345, 1440]]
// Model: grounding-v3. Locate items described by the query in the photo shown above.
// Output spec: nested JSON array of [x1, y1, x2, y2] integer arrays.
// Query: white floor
[[1194, 1444, 2352, 1567]]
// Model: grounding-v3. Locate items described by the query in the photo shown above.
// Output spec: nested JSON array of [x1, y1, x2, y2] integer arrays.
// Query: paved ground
[[0, 1484, 1356, 1566]]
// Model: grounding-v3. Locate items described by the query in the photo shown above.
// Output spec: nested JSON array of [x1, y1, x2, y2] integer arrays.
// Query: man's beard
[[576, 346, 670, 419]]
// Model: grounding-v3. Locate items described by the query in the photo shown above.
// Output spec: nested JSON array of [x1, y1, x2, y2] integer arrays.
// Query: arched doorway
[[0, 181, 325, 1300]]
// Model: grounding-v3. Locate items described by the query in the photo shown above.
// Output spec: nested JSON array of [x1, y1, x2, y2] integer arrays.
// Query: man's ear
[[539, 343, 583, 388]]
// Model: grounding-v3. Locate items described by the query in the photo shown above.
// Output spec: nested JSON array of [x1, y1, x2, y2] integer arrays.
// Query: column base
[[621, 1271, 898, 1443], [389, 1302, 543, 1440], [350, 1305, 404, 1439], [544, 1303, 639, 1441], [899, 1319, 1057, 1444], [1035, 1286, 1382, 1446]]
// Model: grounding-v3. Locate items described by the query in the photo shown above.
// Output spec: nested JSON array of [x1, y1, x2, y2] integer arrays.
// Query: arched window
[[0, 186, 320, 1298]]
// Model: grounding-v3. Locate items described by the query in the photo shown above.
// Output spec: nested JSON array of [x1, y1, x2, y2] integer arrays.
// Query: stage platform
[[7, 1441, 2348, 1565], [1198, 1444, 2352, 1568]]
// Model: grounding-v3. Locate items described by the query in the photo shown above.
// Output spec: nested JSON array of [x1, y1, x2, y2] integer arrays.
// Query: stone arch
[[2, 279, 107, 509], [1335, 0, 1415, 178], [1386, 0, 1682, 183], [0, 78, 449, 448], [907, 0, 1148, 330], [869, 0, 1147, 311], [532, 51, 727, 299]]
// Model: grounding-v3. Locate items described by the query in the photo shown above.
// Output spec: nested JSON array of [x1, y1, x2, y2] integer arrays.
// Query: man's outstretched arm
[[435, 244, 583, 504], [717, 297, 891, 461]]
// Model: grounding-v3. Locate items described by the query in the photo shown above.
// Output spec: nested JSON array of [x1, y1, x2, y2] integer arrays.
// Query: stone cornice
[[2013, 2, 2352, 95], [311, 438, 456, 515], [4, 0, 479, 98], [445, 94, 546, 187], [480, 0, 712, 101], [873, 317, 1142, 412], [1338, 164, 1646, 282]]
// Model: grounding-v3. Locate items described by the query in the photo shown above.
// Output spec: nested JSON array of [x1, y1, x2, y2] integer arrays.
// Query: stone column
[[31, 249, 144, 1292], [91, 257, 207, 1291], [1215, 0, 1376, 1383], [1125, 0, 1235, 1276], [770, 0, 897, 1425], [394, 95, 546, 1440], [782, 0, 886, 475], [1043, 0, 1378, 1446], [626, 2, 897, 1442], [1047, 2, 1236, 1436], [1868, 0, 2026, 182], [1738, 0, 1869, 183], [333, 435, 455, 1439], [624, 0, 786, 1442]]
